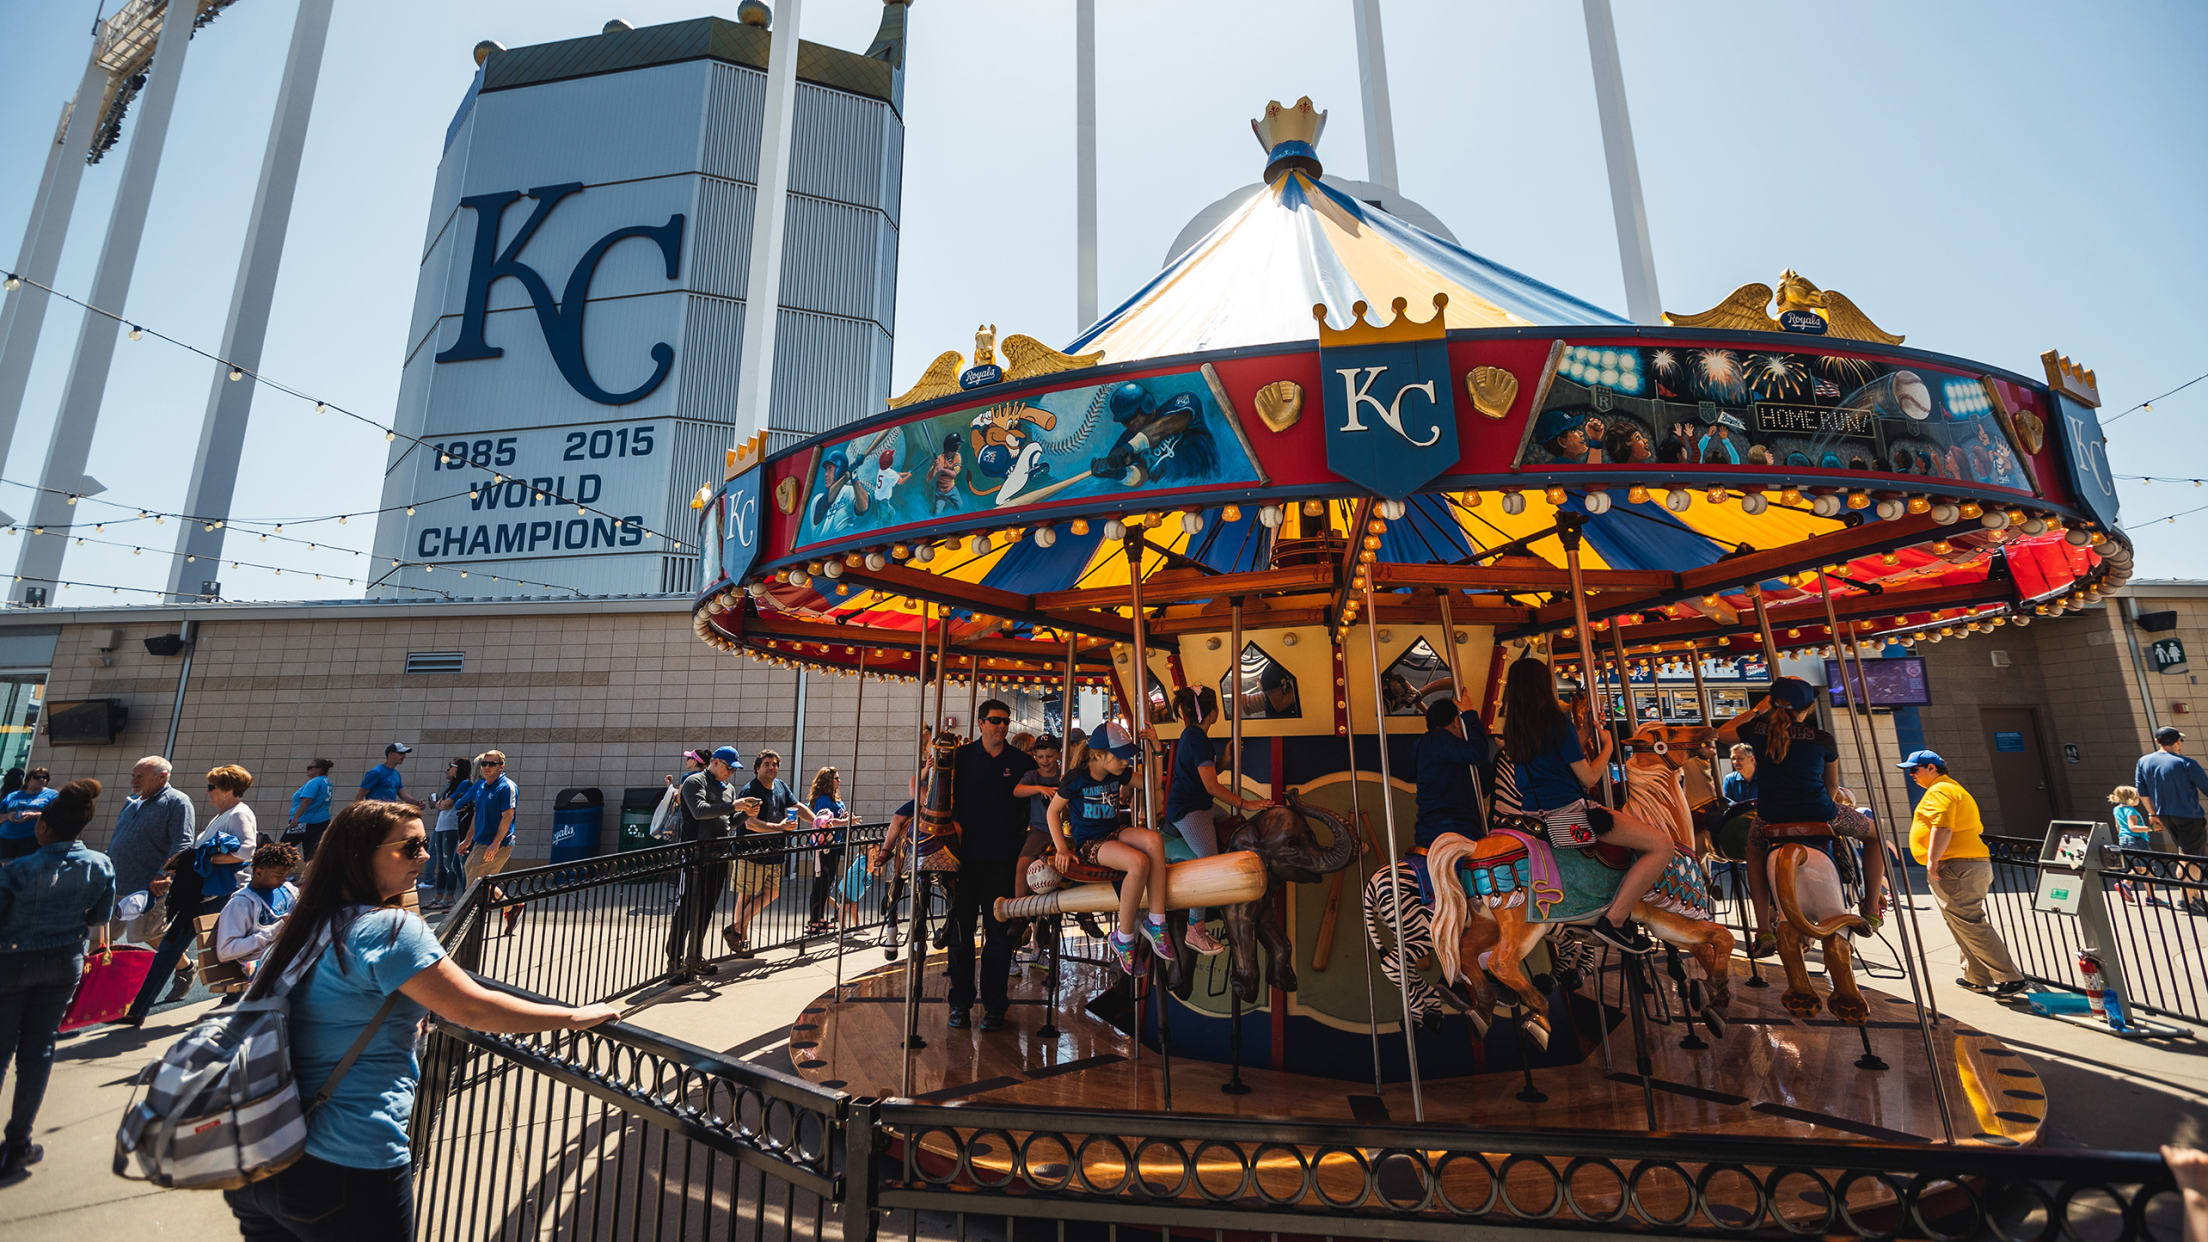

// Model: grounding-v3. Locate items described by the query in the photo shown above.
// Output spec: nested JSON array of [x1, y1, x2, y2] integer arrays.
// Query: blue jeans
[[126, 896, 224, 1021], [0, 949, 83, 1146], [430, 829, 462, 896], [224, 1151, 413, 1241]]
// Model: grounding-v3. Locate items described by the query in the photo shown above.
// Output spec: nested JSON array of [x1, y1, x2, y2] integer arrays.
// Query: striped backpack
[[113, 933, 398, 1189]]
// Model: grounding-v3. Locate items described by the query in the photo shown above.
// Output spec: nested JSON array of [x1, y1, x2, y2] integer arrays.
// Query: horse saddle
[[1461, 828, 1711, 925]]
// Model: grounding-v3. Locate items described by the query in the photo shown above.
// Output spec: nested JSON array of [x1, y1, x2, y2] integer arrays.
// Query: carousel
[[689, 99, 2127, 1158]]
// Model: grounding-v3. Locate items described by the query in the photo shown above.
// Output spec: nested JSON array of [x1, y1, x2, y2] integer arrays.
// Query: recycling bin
[[619, 786, 666, 853]]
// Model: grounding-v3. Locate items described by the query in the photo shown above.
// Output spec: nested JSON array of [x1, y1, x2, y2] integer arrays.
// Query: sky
[[0, 0, 2204, 605]]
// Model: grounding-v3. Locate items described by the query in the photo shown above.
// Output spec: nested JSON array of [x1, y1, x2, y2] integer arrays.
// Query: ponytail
[[1063, 735, 1093, 773], [1764, 703, 1803, 764]]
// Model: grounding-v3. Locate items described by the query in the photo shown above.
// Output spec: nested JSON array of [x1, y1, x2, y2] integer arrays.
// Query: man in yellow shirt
[[1899, 750, 2024, 997]]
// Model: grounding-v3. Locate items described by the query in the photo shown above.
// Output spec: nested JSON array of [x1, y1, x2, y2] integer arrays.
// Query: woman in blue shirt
[[805, 765, 854, 936], [0, 766, 57, 862], [283, 758, 334, 861], [1497, 657, 1671, 955], [0, 778, 111, 1177], [1163, 688, 1270, 956], [224, 800, 616, 1240]]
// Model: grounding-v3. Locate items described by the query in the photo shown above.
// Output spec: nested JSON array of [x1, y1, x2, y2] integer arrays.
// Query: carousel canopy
[[692, 98, 2132, 696]]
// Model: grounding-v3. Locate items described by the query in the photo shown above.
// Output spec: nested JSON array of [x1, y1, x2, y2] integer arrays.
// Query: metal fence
[[1980, 834, 2208, 1026], [442, 824, 894, 1003], [410, 832, 2187, 1241]]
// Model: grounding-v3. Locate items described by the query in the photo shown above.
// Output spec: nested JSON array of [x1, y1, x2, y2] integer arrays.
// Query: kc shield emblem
[[1315, 295, 1460, 500]]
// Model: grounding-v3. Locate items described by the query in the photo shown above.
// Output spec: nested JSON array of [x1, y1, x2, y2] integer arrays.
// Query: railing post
[[840, 1098, 880, 1242]]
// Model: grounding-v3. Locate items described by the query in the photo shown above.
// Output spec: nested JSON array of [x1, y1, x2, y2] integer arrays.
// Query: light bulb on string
[[228, 367, 243, 381]]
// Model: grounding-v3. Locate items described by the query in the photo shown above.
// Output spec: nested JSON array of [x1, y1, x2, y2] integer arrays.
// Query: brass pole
[[833, 646, 867, 1005], [1436, 589, 1486, 810], [1126, 533, 1164, 1097], [1747, 583, 1784, 678], [1559, 520, 1614, 809], [1335, 620, 1387, 1097], [1360, 581, 1425, 1122], [900, 604, 936, 1096], [1815, 576, 1955, 1143]]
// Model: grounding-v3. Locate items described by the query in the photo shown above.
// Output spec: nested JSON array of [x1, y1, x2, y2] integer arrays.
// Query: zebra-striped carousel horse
[[1360, 722, 1733, 1048]]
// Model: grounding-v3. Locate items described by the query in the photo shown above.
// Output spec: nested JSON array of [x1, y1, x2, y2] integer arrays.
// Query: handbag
[[60, 945, 157, 1033], [649, 784, 680, 840], [114, 928, 400, 1190], [1535, 799, 1599, 851]]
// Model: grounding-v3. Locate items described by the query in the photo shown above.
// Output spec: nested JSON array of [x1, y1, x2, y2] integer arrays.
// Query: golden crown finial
[[1253, 97, 1328, 180], [2040, 350, 2101, 408], [1312, 293, 1448, 348]]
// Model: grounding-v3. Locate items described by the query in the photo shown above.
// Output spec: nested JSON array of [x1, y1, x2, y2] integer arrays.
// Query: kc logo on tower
[[436, 183, 687, 406], [1315, 295, 1460, 499]]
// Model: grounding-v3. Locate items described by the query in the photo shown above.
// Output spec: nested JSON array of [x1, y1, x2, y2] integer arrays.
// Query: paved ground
[[9, 868, 2201, 1232]]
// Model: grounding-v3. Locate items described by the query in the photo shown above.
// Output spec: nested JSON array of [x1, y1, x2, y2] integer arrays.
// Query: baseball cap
[[1894, 749, 1945, 770], [386, 742, 413, 755], [1767, 677, 1818, 713], [2156, 726, 2185, 746], [1089, 721, 1141, 762], [711, 745, 746, 769]]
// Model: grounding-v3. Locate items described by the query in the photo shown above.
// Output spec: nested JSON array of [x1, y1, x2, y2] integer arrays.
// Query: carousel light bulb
[[1545, 486, 1568, 505], [2090, 531, 2107, 545], [1959, 502, 1983, 519], [1301, 500, 1325, 517], [1882, 552, 1901, 565], [1368, 518, 1388, 535], [1707, 486, 1729, 504], [1362, 535, 1382, 551], [1905, 496, 1930, 515], [1626, 485, 1650, 505], [1071, 518, 1091, 536], [1463, 490, 1483, 507], [1845, 492, 1870, 510], [1779, 487, 1803, 506], [1222, 504, 1242, 523]]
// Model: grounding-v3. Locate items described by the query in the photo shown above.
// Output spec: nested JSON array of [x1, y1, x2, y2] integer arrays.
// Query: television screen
[[1823, 658, 1931, 708], [44, 698, 122, 745]]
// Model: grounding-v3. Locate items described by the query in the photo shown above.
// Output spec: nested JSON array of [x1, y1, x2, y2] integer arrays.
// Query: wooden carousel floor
[[788, 949, 2047, 1148]]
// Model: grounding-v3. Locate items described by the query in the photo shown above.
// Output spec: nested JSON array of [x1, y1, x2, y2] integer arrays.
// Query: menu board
[[1823, 657, 1931, 707]]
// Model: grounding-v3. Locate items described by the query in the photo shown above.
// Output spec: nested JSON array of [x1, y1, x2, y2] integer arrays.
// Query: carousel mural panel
[[683, 96, 2138, 1186]]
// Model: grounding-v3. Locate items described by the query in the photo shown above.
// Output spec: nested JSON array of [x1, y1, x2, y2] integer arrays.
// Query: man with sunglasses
[[944, 700, 1034, 1032], [456, 751, 518, 891]]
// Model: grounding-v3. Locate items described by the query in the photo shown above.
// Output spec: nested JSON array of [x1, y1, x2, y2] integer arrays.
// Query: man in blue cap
[[663, 745, 758, 981], [1899, 749, 2023, 998]]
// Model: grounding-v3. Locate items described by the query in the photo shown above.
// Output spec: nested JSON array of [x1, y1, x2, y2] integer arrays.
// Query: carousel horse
[[995, 789, 1357, 1000], [1699, 802, 1874, 1024], [1361, 722, 1734, 1048]]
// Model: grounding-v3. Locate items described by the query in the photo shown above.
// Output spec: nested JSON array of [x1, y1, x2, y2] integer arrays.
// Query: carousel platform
[[788, 947, 2046, 1148]]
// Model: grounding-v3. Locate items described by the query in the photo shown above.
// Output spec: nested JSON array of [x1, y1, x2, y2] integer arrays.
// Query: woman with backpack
[[221, 799, 615, 1239], [0, 779, 109, 1178]]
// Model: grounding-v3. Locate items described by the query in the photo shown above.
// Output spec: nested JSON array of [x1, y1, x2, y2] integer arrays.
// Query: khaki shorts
[[731, 857, 782, 896], [465, 842, 512, 886]]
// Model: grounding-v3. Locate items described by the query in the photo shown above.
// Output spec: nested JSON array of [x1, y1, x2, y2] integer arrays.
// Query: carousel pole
[[1689, 640, 1764, 986], [1222, 597, 1254, 1095], [1558, 518, 1614, 809], [1124, 533, 1167, 1100], [1359, 581, 1426, 1123], [1330, 600, 1387, 1098], [1816, 578, 1955, 1142], [900, 606, 936, 1092], [1038, 633, 1078, 1043], [1835, 621, 1944, 1012], [967, 654, 981, 735], [833, 647, 867, 1004], [1747, 584, 1785, 677]]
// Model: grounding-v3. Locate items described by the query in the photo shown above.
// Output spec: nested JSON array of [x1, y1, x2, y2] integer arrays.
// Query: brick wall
[[29, 606, 922, 865]]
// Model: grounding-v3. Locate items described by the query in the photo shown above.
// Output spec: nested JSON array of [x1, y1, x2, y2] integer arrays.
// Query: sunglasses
[[389, 836, 431, 859], [483, 762, 504, 768], [982, 716, 1011, 726]]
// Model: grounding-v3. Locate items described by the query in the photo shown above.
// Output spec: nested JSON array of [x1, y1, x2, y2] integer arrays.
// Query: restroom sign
[[2152, 637, 2188, 675]]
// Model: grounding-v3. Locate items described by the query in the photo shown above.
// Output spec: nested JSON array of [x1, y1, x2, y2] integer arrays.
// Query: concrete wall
[[24, 603, 922, 865]]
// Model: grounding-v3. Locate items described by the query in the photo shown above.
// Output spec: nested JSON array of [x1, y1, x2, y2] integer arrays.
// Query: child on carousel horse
[[1045, 722, 1174, 974], [1715, 676, 1888, 953], [1497, 656, 1674, 955]]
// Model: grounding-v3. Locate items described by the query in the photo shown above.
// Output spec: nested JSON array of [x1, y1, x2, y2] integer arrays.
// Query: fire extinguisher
[[2078, 952, 2107, 1018]]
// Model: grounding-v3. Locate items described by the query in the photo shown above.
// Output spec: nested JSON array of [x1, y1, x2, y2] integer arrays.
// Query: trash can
[[619, 787, 666, 852], [548, 787, 605, 865]]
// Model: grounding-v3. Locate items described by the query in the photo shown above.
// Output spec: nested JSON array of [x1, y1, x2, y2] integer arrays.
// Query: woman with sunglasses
[[224, 800, 616, 1239], [425, 758, 478, 908]]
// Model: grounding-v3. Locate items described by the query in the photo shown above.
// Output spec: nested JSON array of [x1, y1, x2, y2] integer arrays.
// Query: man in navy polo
[[357, 743, 422, 809]]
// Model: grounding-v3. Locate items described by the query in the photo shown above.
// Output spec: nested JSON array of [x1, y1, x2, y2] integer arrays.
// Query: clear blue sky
[[1, 0, 2203, 603]]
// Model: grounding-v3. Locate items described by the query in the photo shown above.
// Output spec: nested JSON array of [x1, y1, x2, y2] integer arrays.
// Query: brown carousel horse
[[1698, 798, 1874, 1024]]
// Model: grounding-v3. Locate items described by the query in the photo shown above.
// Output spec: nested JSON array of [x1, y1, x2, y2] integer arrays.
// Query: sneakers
[[1588, 916, 1656, 955], [1014, 944, 1042, 965], [946, 1007, 971, 1030], [1988, 979, 2029, 999], [1183, 922, 1227, 956], [1140, 917, 1174, 960], [1110, 931, 1139, 974], [1955, 977, 1992, 994], [979, 1010, 1007, 1032], [1075, 912, 1108, 939]]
